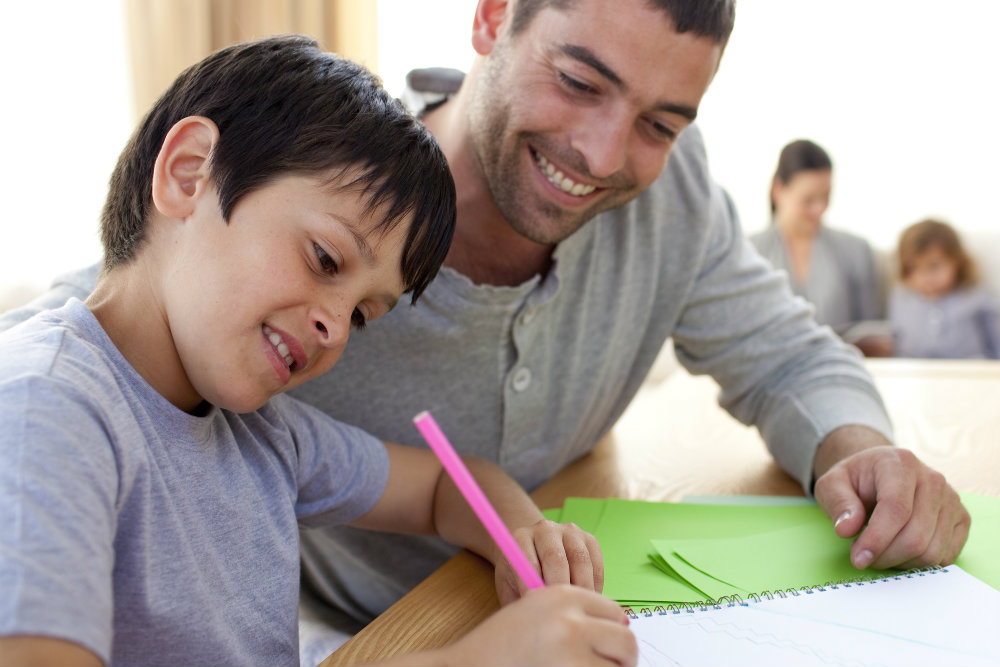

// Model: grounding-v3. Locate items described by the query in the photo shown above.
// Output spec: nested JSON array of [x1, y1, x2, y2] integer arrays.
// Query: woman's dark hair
[[897, 218, 978, 288], [770, 139, 832, 213], [101, 34, 455, 303]]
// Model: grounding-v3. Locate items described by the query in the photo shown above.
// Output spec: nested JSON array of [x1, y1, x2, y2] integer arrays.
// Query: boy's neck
[[87, 259, 206, 415]]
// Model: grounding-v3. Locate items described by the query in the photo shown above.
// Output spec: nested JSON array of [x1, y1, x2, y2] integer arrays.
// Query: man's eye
[[351, 308, 367, 331], [314, 243, 338, 275], [559, 72, 596, 94], [648, 119, 677, 142]]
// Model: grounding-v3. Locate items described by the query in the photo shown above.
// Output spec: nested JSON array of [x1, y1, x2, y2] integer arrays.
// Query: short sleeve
[[0, 372, 119, 661], [263, 395, 390, 529]]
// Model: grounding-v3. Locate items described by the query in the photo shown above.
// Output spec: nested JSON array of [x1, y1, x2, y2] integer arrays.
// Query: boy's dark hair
[[101, 34, 455, 303], [897, 218, 978, 288], [770, 139, 833, 213], [509, 0, 736, 45]]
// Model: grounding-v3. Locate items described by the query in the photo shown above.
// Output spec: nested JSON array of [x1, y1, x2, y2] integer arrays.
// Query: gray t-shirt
[[0, 299, 389, 666], [0, 91, 893, 631], [890, 284, 1000, 359], [749, 224, 884, 334]]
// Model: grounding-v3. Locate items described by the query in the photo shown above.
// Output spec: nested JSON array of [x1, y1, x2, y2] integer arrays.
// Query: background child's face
[[160, 171, 409, 413], [905, 244, 958, 298]]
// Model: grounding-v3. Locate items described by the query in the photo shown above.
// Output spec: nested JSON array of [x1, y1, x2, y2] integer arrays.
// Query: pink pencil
[[413, 410, 545, 590]]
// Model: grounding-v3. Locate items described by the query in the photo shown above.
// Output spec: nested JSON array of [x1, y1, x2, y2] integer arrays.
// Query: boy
[[0, 36, 636, 667]]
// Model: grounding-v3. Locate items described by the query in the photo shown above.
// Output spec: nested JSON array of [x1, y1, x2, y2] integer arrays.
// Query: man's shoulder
[[0, 264, 100, 332]]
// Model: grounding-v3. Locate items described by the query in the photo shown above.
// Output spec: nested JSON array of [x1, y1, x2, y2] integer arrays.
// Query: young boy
[[0, 36, 636, 667]]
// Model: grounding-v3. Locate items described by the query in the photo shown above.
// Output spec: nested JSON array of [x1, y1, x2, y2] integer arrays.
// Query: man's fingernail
[[853, 549, 874, 569], [835, 510, 852, 528]]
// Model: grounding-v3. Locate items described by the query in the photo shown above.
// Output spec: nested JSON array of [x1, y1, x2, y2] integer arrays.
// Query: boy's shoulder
[[1, 298, 109, 378]]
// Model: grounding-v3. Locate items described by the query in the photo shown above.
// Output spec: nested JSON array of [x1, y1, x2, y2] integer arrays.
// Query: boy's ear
[[471, 0, 510, 55], [151, 116, 219, 219]]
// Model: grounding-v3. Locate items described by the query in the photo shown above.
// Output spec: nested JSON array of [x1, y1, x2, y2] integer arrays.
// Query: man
[[2, 0, 969, 638]]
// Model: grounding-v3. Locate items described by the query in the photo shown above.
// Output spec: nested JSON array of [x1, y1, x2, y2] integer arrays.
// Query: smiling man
[[1, 0, 971, 651]]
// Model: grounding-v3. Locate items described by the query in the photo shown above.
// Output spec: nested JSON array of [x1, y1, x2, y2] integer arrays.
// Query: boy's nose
[[312, 306, 351, 350]]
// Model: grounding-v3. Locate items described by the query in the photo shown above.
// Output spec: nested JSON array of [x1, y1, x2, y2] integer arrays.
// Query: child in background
[[890, 219, 1000, 359], [0, 36, 635, 667]]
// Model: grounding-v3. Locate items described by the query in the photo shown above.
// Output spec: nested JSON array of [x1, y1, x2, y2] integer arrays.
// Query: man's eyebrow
[[558, 43, 700, 122], [560, 43, 623, 88]]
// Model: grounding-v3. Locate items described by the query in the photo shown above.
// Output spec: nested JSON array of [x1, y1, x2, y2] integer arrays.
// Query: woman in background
[[750, 139, 888, 356], [891, 219, 1000, 359]]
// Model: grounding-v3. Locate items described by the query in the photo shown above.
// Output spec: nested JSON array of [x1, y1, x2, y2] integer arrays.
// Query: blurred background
[[1, 0, 997, 309]]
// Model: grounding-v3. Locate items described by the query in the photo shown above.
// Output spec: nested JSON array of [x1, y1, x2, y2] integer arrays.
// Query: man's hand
[[813, 426, 971, 570], [494, 519, 604, 606]]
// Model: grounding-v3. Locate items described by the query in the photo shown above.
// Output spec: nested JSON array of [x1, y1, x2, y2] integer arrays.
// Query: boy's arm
[[347, 443, 603, 602], [0, 636, 103, 667]]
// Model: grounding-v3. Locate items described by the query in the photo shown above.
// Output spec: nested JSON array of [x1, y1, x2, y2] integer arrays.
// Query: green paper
[[652, 521, 896, 598], [955, 492, 1000, 590], [646, 548, 738, 600], [589, 499, 825, 603]]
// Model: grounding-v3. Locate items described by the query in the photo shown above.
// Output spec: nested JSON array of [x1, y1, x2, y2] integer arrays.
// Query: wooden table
[[322, 358, 1000, 666]]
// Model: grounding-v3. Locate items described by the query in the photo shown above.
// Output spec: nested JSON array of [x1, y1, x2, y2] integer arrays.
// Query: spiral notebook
[[628, 565, 1000, 667]]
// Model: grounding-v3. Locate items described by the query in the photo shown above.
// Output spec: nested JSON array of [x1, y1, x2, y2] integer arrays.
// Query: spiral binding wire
[[624, 565, 946, 618]]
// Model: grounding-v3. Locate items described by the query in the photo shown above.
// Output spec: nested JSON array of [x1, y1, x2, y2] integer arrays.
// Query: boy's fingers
[[533, 529, 572, 585], [560, 529, 596, 590]]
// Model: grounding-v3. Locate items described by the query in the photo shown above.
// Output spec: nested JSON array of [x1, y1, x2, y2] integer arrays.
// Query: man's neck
[[422, 92, 554, 287]]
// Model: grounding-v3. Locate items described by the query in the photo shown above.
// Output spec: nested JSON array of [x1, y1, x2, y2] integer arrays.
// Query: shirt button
[[512, 367, 532, 392], [520, 309, 537, 326]]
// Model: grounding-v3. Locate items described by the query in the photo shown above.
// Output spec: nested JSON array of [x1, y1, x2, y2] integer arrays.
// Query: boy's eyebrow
[[346, 225, 376, 267], [339, 218, 402, 311], [557, 43, 700, 121]]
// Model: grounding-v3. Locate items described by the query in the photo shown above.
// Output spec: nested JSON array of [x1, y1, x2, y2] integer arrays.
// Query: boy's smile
[[98, 171, 409, 415]]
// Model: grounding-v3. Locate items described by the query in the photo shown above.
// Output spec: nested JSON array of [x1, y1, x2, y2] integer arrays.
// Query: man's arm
[[662, 129, 968, 570], [812, 425, 970, 570]]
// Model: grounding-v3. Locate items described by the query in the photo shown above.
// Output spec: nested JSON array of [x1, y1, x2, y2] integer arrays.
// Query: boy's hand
[[444, 585, 637, 667], [494, 520, 604, 606]]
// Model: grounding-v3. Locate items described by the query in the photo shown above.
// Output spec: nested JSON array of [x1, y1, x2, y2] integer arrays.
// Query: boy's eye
[[314, 243, 339, 275], [351, 308, 367, 331]]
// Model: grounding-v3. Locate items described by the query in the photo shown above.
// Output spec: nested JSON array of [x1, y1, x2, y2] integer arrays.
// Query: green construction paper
[[589, 499, 824, 603], [541, 507, 561, 521], [646, 548, 737, 600], [955, 493, 1000, 590], [675, 492, 1000, 592], [556, 496, 608, 534], [653, 521, 896, 598]]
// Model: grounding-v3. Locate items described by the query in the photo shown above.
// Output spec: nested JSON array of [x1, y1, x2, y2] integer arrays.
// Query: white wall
[[0, 1, 132, 299], [2, 1, 996, 304], [378, 0, 1000, 254]]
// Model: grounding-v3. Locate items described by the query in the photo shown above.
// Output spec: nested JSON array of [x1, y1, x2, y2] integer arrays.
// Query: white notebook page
[[629, 565, 1000, 667]]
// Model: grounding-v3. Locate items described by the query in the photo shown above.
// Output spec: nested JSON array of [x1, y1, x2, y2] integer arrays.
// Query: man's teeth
[[263, 325, 295, 368], [535, 153, 596, 196]]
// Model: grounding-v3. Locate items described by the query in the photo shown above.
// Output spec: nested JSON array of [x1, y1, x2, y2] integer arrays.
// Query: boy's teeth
[[534, 152, 596, 196], [263, 325, 295, 369]]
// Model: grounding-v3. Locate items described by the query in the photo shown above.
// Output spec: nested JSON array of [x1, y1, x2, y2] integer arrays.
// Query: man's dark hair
[[770, 139, 833, 213], [509, 0, 736, 44], [101, 34, 455, 303]]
